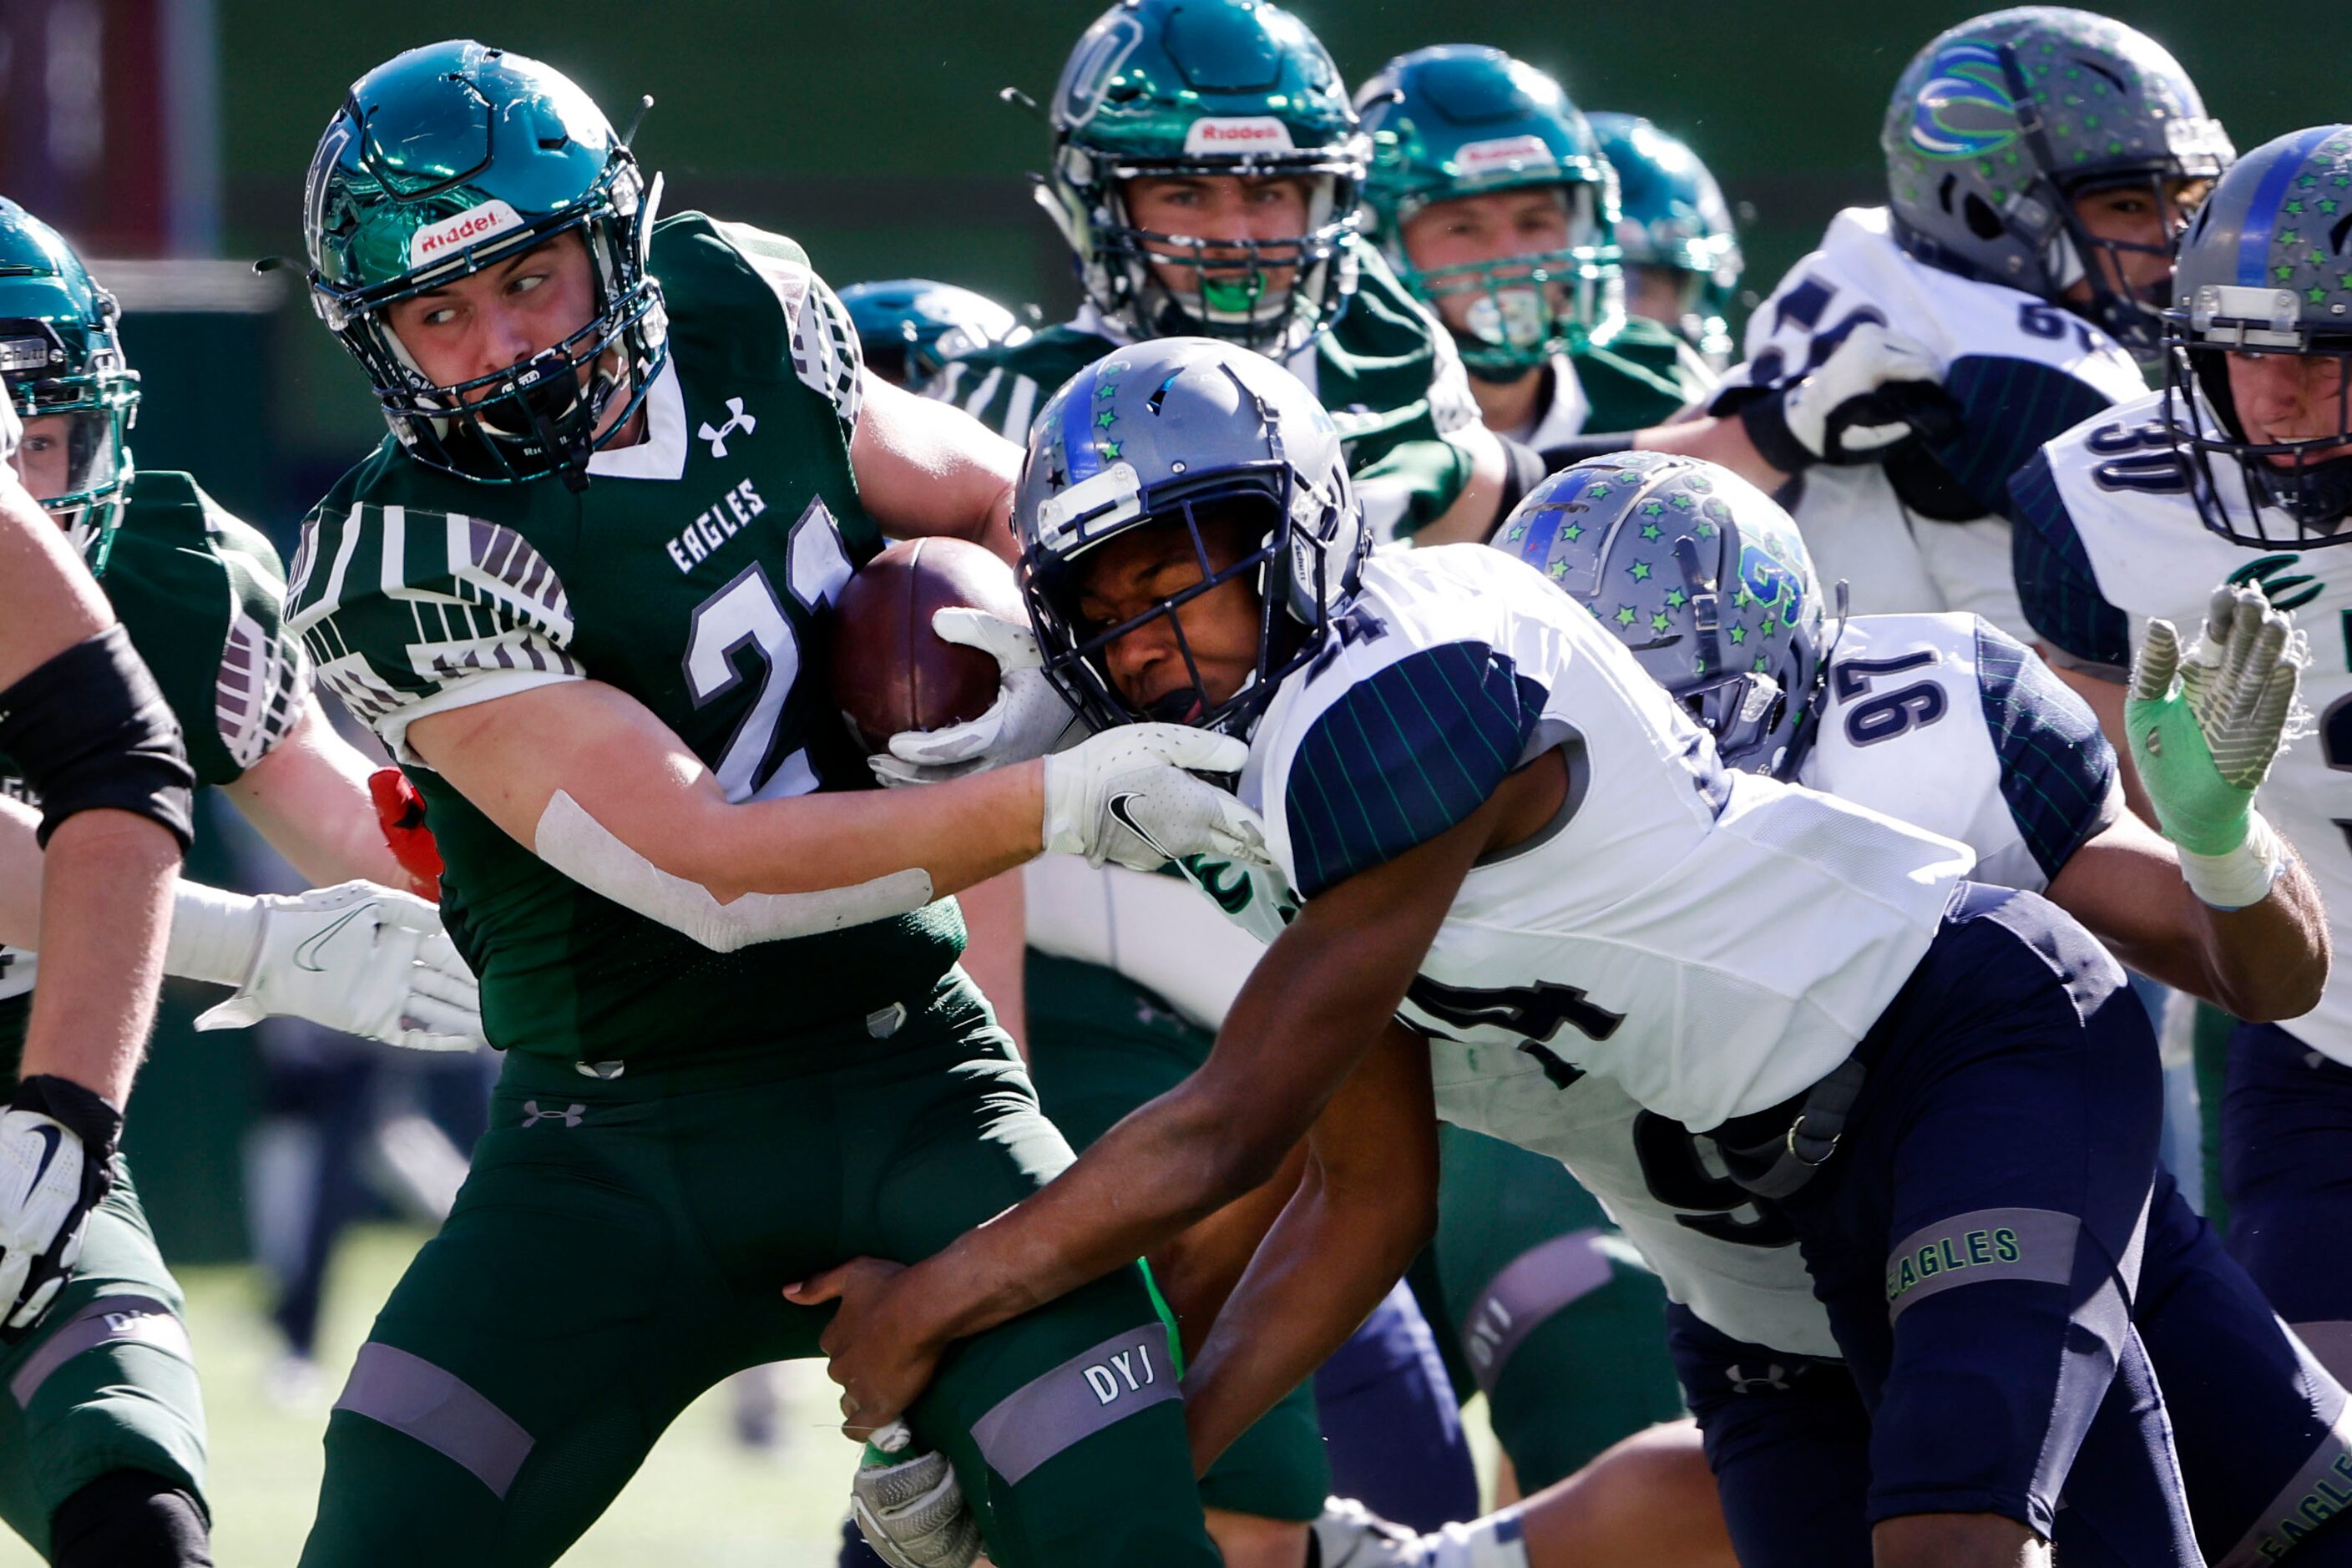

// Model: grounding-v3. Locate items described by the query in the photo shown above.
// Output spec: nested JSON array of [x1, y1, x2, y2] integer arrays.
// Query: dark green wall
[[200, 1, 2344, 491]]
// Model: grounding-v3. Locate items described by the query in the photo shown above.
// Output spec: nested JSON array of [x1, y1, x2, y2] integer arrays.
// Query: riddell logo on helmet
[[1458, 135, 1557, 175], [1185, 118, 1296, 154], [408, 200, 527, 267]]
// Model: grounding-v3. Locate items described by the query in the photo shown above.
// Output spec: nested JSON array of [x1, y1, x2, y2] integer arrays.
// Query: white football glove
[[0, 1076, 120, 1334], [852, 1421, 980, 1568], [195, 882, 485, 1052], [1041, 724, 1269, 871], [1762, 321, 1954, 466], [870, 609, 1085, 787]]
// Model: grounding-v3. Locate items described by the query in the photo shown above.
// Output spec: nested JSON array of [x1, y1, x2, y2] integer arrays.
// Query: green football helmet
[[1039, 0, 1367, 359], [1355, 45, 1622, 378], [1589, 113, 1742, 370], [0, 196, 138, 572], [304, 40, 666, 487]]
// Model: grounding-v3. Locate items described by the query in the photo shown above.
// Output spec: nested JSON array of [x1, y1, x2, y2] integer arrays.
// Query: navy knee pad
[[50, 1469, 211, 1568]]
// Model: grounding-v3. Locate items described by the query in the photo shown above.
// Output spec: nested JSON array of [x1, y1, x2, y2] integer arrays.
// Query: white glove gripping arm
[[190, 881, 488, 1052], [1740, 322, 1953, 472], [534, 790, 936, 953], [0, 1074, 120, 1335], [870, 609, 1086, 787], [1039, 725, 1270, 871], [851, 1422, 981, 1568]]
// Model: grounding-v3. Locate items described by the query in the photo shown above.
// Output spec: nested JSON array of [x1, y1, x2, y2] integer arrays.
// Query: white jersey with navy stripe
[[2014, 388, 2350, 1063], [1577, 611, 2119, 1353], [1716, 208, 2147, 641], [1242, 544, 1968, 1136]]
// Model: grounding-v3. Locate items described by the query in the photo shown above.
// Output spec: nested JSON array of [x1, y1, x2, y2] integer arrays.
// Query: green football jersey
[[1574, 316, 1717, 432], [0, 470, 303, 1064], [926, 247, 1486, 541], [286, 214, 964, 1067]]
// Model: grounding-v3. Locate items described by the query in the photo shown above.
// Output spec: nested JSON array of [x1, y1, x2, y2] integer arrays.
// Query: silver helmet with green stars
[[2163, 126, 2352, 548], [1495, 451, 1826, 776], [1039, 0, 1367, 361], [1882, 8, 2231, 357]]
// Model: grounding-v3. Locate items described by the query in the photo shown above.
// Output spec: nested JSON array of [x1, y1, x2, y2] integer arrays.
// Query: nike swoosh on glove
[[851, 1422, 979, 1568], [1041, 724, 1270, 871], [871, 608, 1086, 786], [0, 1075, 122, 1336], [196, 881, 486, 1052]]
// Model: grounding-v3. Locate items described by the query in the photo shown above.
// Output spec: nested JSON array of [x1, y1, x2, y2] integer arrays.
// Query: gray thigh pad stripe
[[1884, 1206, 2079, 1323], [335, 1342, 534, 1499], [970, 1324, 1176, 1485], [1464, 1227, 1612, 1394], [2217, 1338, 2352, 1568], [10, 1294, 190, 1408]]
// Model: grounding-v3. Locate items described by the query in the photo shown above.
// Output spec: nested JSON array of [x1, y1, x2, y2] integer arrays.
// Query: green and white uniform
[[928, 250, 1485, 544], [284, 215, 1214, 1568], [0, 470, 299, 1555], [1511, 316, 1714, 449]]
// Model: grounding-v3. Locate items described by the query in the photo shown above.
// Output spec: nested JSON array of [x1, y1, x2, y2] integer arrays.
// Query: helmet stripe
[[2236, 124, 2340, 287], [1061, 362, 1106, 482]]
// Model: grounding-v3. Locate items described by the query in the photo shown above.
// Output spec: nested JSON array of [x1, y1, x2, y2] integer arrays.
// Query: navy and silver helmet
[[2162, 126, 2352, 548], [1015, 336, 1362, 738], [1356, 46, 1622, 377], [1588, 113, 1742, 370], [838, 280, 1031, 391], [304, 41, 667, 487], [1039, 0, 1367, 360], [0, 197, 139, 571], [1495, 451, 1827, 775], [1882, 8, 2231, 357]]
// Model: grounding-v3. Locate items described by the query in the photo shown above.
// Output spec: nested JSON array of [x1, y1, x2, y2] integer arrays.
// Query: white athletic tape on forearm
[[532, 790, 934, 953], [2177, 810, 2289, 913], [163, 881, 265, 987]]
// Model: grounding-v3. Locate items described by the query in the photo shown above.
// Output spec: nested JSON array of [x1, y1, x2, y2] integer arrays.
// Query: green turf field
[[0, 1222, 1500, 1563]]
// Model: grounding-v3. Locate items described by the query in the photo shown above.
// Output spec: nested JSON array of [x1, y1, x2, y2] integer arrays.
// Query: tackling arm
[[220, 694, 420, 894]]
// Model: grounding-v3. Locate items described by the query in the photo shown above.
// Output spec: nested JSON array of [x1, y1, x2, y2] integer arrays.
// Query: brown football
[[827, 536, 1026, 756]]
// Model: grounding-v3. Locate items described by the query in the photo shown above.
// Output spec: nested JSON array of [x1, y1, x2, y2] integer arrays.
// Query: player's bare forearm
[[221, 697, 413, 892], [407, 677, 1044, 903], [0, 477, 112, 688], [20, 807, 180, 1105], [0, 796, 45, 951], [1631, 414, 1788, 492], [1181, 1019, 1439, 1473], [849, 371, 1022, 562], [1148, 1141, 1307, 1359], [2051, 809, 2329, 1022], [796, 807, 1490, 1431]]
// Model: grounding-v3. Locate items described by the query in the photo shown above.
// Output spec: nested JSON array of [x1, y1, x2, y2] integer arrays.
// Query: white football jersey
[[1242, 544, 1970, 1136], [1717, 208, 2147, 641], [1535, 611, 2120, 1354], [2020, 387, 2349, 1062]]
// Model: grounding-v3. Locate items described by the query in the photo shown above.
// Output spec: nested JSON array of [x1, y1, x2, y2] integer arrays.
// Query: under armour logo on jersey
[[1724, 1361, 1793, 1395], [699, 397, 756, 458], [522, 1100, 584, 1129]]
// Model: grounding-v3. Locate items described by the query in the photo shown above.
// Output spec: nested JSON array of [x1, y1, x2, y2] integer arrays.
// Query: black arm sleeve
[[1486, 434, 1554, 540], [0, 625, 195, 849], [1533, 431, 1650, 473]]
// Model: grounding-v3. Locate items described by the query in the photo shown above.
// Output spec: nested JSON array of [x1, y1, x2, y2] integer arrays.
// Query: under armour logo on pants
[[522, 1100, 584, 1128]]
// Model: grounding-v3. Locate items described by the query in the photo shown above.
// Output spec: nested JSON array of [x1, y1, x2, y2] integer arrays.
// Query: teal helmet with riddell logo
[[2162, 126, 2352, 548], [1355, 45, 1623, 378], [1588, 113, 1742, 370], [837, 280, 1031, 391], [1495, 451, 1827, 776], [0, 197, 139, 572], [1039, 0, 1368, 361], [303, 40, 667, 488], [1881, 8, 2232, 358]]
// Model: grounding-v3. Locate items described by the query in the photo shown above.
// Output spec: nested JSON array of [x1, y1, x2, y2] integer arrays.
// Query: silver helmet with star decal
[[1495, 450, 1827, 775], [1014, 335, 1363, 738]]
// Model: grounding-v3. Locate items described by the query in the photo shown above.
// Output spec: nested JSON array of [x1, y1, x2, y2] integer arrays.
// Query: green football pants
[[1429, 1124, 1686, 1489], [297, 973, 1216, 1568], [0, 1162, 208, 1560], [1024, 951, 1331, 1523]]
